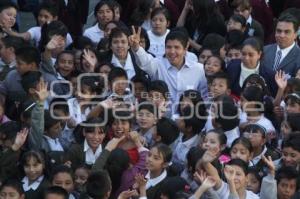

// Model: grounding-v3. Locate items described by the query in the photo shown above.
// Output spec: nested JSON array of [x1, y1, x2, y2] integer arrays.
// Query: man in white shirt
[[129, 28, 208, 109]]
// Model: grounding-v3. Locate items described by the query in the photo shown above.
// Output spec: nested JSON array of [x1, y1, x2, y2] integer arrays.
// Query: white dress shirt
[[224, 127, 240, 147], [172, 134, 199, 166], [276, 42, 296, 64], [22, 175, 44, 191], [111, 53, 136, 79], [83, 23, 104, 44], [84, 139, 102, 165], [44, 135, 64, 151], [145, 169, 167, 190], [134, 46, 208, 106], [67, 98, 91, 125], [147, 29, 170, 58]]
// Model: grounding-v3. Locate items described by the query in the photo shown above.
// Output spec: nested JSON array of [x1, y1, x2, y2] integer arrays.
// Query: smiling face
[[137, 109, 157, 130], [282, 147, 300, 168], [96, 4, 114, 27], [57, 53, 74, 77], [110, 33, 129, 60], [111, 119, 131, 138], [165, 39, 187, 68], [84, 127, 105, 151], [0, 7, 17, 29], [204, 56, 222, 76], [24, 157, 44, 183]]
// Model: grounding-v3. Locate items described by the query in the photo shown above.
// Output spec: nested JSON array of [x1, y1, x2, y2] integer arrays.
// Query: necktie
[[273, 50, 282, 71]]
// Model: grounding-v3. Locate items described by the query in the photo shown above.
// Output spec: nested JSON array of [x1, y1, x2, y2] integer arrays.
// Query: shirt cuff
[[138, 146, 149, 152]]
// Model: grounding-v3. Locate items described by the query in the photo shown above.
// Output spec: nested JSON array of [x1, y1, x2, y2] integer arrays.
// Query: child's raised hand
[[11, 128, 29, 151], [129, 131, 140, 143], [135, 173, 147, 189], [224, 165, 236, 183], [34, 79, 49, 103], [105, 136, 126, 151], [117, 190, 138, 199], [275, 70, 287, 90], [201, 176, 217, 190], [46, 35, 64, 51], [202, 148, 218, 163], [128, 26, 141, 52], [184, 0, 193, 11], [262, 155, 276, 177], [82, 49, 97, 72], [194, 169, 207, 184]]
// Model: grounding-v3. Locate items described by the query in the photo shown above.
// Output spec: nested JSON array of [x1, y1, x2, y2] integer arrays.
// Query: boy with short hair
[[0, 0, 18, 38], [0, 36, 26, 80], [84, 171, 112, 199], [285, 92, 300, 114], [43, 186, 68, 199]]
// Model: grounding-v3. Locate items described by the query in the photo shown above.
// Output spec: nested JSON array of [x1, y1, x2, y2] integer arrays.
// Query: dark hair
[[138, 101, 157, 115], [108, 67, 128, 83], [1, 36, 26, 51], [15, 46, 41, 66], [82, 117, 106, 134], [165, 30, 189, 48], [282, 132, 300, 152], [50, 165, 74, 182], [231, 137, 253, 153], [186, 147, 205, 173], [56, 50, 74, 63], [104, 148, 130, 194], [248, 167, 263, 189], [229, 14, 247, 28], [108, 27, 130, 47], [152, 143, 172, 163], [178, 90, 203, 114], [131, 75, 149, 92], [226, 30, 245, 48], [43, 186, 68, 199], [242, 86, 264, 113], [206, 55, 226, 72], [149, 80, 169, 100], [156, 117, 180, 145], [160, 177, 190, 199], [242, 37, 263, 53], [70, 36, 93, 50], [86, 171, 111, 199], [243, 123, 266, 138], [38, 1, 58, 17], [80, 75, 104, 95], [241, 74, 269, 94], [206, 129, 227, 146], [151, 7, 171, 22], [231, 0, 252, 10], [180, 106, 207, 135], [94, 0, 115, 18], [44, 109, 60, 130], [276, 166, 300, 189], [0, 121, 21, 142], [20, 150, 46, 169], [0, 179, 24, 195], [50, 98, 69, 116], [211, 72, 231, 88], [21, 71, 42, 94], [0, 0, 18, 13], [277, 13, 299, 32], [202, 33, 226, 53], [110, 110, 134, 126], [282, 8, 300, 25], [214, 95, 239, 131], [139, 27, 151, 51], [227, 158, 249, 175], [39, 20, 68, 52], [287, 113, 300, 132], [130, 0, 157, 26]]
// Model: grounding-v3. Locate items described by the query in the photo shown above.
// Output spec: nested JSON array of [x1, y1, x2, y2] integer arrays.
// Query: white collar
[[277, 42, 295, 53], [43, 135, 64, 151], [252, 146, 267, 165], [22, 175, 44, 191], [241, 62, 260, 72], [145, 170, 167, 189], [180, 134, 199, 147], [83, 139, 102, 153], [93, 23, 102, 33], [111, 53, 134, 70], [247, 15, 253, 25]]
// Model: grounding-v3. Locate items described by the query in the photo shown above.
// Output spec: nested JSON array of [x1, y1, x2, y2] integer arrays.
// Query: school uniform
[[172, 133, 199, 170], [239, 112, 276, 134], [139, 126, 155, 148], [27, 26, 73, 47], [0, 60, 16, 81], [245, 15, 265, 42], [22, 175, 49, 199], [224, 127, 240, 147], [111, 53, 136, 80], [145, 170, 168, 199], [67, 140, 102, 170], [216, 181, 259, 199], [147, 29, 170, 58], [67, 98, 92, 125], [83, 23, 104, 45]]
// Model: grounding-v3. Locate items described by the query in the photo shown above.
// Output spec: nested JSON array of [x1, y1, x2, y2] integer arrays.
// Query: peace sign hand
[[129, 26, 141, 52]]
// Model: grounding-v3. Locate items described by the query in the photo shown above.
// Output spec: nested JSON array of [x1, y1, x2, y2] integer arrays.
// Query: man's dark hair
[[86, 171, 112, 199], [43, 186, 68, 199]]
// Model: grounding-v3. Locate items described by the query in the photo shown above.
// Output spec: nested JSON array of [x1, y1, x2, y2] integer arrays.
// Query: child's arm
[[260, 155, 277, 199], [29, 80, 48, 150], [2, 28, 31, 41], [176, 0, 192, 27], [191, 173, 217, 199], [92, 136, 125, 172], [273, 70, 287, 106], [87, 98, 113, 119], [129, 26, 158, 78], [223, 165, 238, 197]]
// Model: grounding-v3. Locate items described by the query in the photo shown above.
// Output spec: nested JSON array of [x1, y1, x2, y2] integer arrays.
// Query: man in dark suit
[[262, 14, 300, 96]]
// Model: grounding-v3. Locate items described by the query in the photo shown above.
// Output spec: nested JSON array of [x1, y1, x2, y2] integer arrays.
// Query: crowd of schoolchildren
[[0, 0, 300, 198]]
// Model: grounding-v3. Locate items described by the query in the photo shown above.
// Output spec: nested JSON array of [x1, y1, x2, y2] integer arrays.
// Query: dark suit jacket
[[246, 18, 265, 42], [226, 59, 272, 96], [262, 43, 300, 95]]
